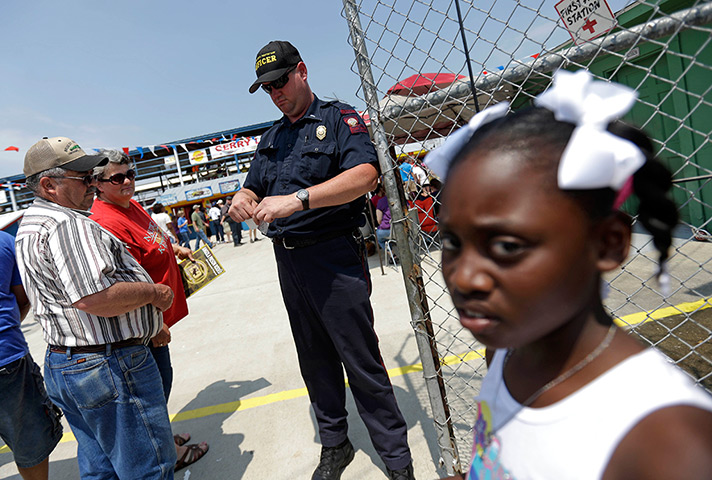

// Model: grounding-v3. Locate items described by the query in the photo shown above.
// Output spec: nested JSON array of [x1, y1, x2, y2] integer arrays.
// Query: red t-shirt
[[412, 195, 438, 234], [371, 194, 383, 209], [90, 198, 188, 327]]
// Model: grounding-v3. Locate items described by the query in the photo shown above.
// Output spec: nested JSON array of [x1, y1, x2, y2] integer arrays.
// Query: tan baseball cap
[[24, 136, 108, 177]]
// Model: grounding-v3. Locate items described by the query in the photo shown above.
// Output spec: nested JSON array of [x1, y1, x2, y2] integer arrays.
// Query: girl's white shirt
[[469, 347, 712, 479]]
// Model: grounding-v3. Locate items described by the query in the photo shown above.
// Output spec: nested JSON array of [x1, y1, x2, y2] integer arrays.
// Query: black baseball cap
[[249, 40, 302, 94]]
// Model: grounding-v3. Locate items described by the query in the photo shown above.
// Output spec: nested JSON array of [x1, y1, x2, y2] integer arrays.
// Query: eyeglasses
[[47, 174, 96, 186], [98, 169, 136, 185], [261, 66, 297, 94]]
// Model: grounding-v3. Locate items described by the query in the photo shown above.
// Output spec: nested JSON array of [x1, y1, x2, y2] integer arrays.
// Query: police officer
[[230, 41, 414, 480]]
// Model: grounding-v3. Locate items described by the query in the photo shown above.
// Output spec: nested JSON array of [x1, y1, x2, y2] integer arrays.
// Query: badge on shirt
[[316, 125, 327, 141]]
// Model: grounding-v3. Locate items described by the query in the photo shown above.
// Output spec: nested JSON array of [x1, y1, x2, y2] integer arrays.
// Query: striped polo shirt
[[15, 197, 162, 347]]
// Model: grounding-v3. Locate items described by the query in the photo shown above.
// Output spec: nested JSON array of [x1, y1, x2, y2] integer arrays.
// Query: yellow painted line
[[169, 387, 308, 422], [2, 297, 708, 454], [612, 297, 711, 327]]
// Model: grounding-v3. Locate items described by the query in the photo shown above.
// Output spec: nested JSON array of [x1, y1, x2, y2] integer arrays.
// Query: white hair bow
[[424, 70, 645, 192], [534, 69, 645, 191], [424, 101, 509, 180]]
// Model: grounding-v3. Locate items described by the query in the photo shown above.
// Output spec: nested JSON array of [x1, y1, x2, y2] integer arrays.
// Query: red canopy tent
[[386, 73, 465, 96], [379, 72, 512, 145]]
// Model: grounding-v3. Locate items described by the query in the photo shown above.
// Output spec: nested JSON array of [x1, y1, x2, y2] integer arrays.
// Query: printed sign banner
[[185, 186, 213, 201], [555, 0, 616, 44], [219, 179, 241, 194], [209, 136, 261, 159], [188, 149, 209, 165], [155, 194, 178, 206]]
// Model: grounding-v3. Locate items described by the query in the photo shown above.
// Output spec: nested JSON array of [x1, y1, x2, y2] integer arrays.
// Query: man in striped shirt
[[15, 137, 178, 479]]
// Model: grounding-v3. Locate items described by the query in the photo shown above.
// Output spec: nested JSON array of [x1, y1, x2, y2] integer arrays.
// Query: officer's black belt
[[273, 228, 359, 249]]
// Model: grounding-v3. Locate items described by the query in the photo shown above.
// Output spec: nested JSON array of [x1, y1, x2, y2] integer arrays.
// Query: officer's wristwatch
[[296, 189, 310, 211]]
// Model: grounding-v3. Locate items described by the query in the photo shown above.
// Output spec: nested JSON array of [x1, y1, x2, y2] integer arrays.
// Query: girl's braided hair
[[449, 106, 678, 264]]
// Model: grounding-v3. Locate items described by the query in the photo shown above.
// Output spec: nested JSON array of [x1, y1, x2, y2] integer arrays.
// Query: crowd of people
[[155, 198, 260, 251], [2, 41, 712, 480]]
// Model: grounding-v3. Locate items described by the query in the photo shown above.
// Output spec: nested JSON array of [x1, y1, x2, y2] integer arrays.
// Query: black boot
[[387, 462, 415, 480], [311, 439, 355, 480]]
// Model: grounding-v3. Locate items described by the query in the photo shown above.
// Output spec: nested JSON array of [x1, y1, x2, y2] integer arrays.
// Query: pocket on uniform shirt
[[257, 145, 279, 183], [300, 141, 336, 180]]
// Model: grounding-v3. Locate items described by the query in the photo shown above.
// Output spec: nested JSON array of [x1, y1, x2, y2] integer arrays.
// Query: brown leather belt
[[273, 228, 360, 249], [49, 338, 145, 354]]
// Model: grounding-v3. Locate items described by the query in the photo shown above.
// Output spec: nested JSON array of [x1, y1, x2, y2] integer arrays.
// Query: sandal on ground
[[173, 433, 190, 446], [175, 442, 209, 471]]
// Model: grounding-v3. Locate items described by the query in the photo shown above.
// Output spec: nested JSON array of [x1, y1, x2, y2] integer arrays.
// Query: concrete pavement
[[0, 235, 449, 479]]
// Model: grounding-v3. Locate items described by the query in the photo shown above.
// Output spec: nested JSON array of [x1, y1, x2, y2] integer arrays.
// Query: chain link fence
[[342, 0, 712, 474]]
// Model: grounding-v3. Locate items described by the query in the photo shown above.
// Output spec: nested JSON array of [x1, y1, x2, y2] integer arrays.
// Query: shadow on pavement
[[301, 336, 445, 479], [0, 455, 80, 480], [393, 337, 447, 477], [171, 378, 271, 479]]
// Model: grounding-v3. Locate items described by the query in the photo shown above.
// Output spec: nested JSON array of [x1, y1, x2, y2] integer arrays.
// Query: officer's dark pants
[[274, 233, 412, 471]]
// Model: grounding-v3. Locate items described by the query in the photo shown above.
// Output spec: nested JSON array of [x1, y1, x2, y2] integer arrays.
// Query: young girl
[[427, 70, 712, 479]]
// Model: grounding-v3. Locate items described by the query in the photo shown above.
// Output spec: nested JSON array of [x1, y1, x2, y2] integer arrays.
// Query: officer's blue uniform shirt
[[244, 95, 379, 238]]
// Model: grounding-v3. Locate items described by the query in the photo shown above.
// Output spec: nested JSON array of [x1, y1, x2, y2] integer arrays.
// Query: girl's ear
[[596, 211, 632, 272]]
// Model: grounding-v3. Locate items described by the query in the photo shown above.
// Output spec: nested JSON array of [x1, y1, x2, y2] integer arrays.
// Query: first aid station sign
[[556, 0, 617, 44]]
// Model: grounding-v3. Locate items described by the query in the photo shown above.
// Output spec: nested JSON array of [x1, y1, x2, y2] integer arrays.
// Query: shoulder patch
[[343, 115, 368, 134], [340, 108, 357, 115]]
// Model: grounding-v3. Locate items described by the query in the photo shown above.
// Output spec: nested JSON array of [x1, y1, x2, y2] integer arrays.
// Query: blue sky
[[0, 0, 366, 178], [0, 0, 634, 179]]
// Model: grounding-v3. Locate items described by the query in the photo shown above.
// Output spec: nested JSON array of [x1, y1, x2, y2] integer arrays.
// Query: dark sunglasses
[[261, 66, 297, 94], [47, 174, 96, 186], [98, 169, 136, 185]]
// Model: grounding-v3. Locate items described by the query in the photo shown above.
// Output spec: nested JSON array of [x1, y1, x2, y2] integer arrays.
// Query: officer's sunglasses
[[98, 169, 136, 185], [261, 66, 297, 94]]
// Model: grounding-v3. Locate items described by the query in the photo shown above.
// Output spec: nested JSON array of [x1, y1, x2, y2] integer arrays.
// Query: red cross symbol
[[582, 18, 598, 34]]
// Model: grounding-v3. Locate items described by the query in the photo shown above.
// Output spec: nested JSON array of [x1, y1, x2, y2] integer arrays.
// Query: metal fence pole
[[342, 0, 462, 474]]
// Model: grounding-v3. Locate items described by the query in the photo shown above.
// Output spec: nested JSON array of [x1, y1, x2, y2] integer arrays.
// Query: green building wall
[[511, 0, 711, 228]]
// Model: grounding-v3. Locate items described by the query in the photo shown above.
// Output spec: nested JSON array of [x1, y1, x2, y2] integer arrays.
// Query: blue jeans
[[177, 231, 191, 249], [227, 220, 242, 245], [44, 345, 176, 479], [193, 228, 213, 250], [210, 220, 224, 242], [376, 228, 391, 248], [150, 344, 173, 401]]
